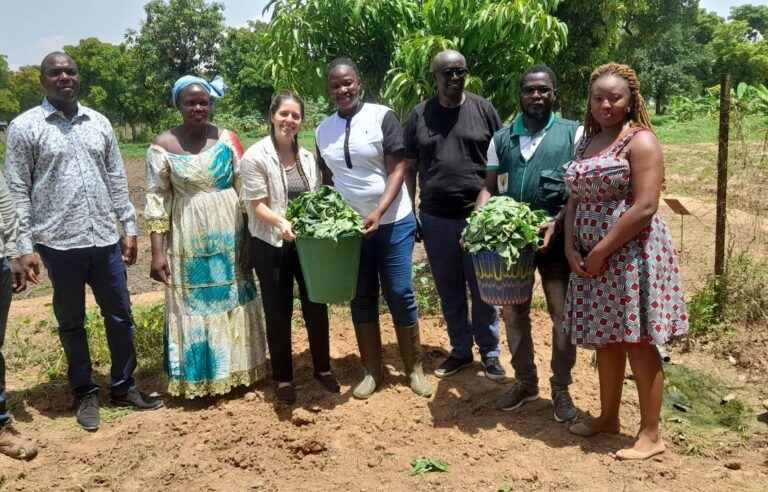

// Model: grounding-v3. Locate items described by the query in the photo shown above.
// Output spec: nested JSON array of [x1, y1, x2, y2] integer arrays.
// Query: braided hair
[[583, 63, 653, 137]]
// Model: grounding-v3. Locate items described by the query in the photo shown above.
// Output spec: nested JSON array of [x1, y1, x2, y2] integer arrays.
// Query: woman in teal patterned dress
[[145, 76, 267, 398]]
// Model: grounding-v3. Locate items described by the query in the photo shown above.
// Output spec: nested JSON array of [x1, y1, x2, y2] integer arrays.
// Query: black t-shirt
[[404, 92, 502, 219]]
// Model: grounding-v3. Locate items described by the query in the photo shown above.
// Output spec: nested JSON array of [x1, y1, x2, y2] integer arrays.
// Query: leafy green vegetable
[[409, 457, 449, 476], [461, 196, 549, 268], [286, 186, 363, 240]]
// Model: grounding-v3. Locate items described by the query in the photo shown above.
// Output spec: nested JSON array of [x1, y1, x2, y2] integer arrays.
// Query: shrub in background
[[48, 304, 165, 380], [413, 261, 441, 317], [687, 250, 768, 335], [212, 112, 268, 138]]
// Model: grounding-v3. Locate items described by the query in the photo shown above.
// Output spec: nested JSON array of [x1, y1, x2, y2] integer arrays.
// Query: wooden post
[[714, 74, 730, 318]]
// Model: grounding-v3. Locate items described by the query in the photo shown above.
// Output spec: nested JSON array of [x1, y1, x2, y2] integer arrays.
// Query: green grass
[[654, 113, 766, 145], [7, 303, 166, 383], [119, 142, 151, 159], [413, 261, 441, 316], [662, 363, 751, 455], [298, 129, 315, 150], [81, 303, 165, 377]]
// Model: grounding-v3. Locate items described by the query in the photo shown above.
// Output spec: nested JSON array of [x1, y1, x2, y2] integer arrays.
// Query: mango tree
[[261, 0, 567, 119]]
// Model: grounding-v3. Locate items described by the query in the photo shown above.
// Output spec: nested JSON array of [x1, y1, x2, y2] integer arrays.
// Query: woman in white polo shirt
[[315, 58, 432, 399]]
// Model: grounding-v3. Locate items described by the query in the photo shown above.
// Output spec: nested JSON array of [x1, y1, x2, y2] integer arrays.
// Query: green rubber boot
[[352, 321, 383, 399], [394, 322, 434, 397]]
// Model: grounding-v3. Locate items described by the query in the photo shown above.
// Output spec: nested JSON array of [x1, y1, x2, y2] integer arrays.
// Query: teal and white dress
[[145, 130, 267, 398]]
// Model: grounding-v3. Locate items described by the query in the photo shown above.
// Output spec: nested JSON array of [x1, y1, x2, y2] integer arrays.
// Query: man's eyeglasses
[[439, 68, 468, 78], [45, 68, 78, 77]]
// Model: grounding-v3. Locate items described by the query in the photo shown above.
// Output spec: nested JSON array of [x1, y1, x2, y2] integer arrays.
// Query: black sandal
[[314, 372, 341, 393], [275, 384, 296, 404]]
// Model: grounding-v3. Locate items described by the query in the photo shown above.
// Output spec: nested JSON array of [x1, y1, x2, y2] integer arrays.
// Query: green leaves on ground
[[461, 196, 549, 268], [662, 363, 751, 455], [410, 457, 449, 476], [286, 186, 363, 241]]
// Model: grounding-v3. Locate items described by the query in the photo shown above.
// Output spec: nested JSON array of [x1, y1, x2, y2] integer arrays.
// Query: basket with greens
[[285, 186, 364, 304], [461, 196, 550, 305]]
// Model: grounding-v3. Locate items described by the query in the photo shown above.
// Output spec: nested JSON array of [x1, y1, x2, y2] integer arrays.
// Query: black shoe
[[552, 388, 578, 423], [275, 384, 296, 405], [495, 382, 540, 411], [481, 356, 506, 381], [110, 388, 164, 410], [76, 393, 100, 431], [434, 355, 473, 378], [314, 372, 341, 393]]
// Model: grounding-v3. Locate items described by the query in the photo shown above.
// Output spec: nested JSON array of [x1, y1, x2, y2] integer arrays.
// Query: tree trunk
[[655, 91, 664, 115], [130, 124, 137, 142]]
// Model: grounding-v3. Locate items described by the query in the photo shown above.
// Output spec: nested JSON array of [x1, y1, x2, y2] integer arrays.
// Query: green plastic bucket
[[296, 235, 363, 304]]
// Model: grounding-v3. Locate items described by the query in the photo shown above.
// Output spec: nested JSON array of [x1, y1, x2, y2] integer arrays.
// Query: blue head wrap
[[171, 75, 226, 105]]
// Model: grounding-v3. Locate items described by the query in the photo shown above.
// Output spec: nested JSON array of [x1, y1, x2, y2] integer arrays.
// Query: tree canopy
[[730, 4, 768, 36], [0, 55, 19, 121], [260, 0, 567, 119], [2, 0, 768, 137], [217, 21, 274, 117]]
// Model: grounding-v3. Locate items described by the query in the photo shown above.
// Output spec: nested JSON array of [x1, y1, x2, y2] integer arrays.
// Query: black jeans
[[37, 243, 137, 397], [251, 237, 330, 383], [501, 239, 576, 391], [0, 259, 11, 425]]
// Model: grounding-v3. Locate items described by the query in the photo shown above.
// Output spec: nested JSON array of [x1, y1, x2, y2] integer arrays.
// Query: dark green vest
[[492, 116, 579, 215]]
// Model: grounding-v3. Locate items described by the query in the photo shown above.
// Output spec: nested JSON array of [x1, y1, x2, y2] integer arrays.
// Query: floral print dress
[[562, 127, 689, 348], [145, 130, 267, 398]]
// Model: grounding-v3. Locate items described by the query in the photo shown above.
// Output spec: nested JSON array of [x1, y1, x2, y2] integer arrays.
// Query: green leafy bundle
[[286, 186, 363, 240], [461, 196, 549, 268], [410, 457, 449, 476]]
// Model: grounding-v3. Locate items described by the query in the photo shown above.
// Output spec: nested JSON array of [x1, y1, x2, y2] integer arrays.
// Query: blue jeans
[[421, 212, 500, 359], [37, 243, 137, 397], [0, 259, 12, 425], [351, 213, 418, 327]]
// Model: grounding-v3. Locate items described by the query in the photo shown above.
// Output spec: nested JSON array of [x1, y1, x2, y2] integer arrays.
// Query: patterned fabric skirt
[[563, 214, 689, 348], [164, 188, 267, 398]]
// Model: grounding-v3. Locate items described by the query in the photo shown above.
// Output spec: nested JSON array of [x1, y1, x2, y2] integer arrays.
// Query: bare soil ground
[[1, 148, 767, 490]]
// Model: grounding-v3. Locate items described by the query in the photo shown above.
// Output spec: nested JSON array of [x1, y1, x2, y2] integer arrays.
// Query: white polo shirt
[[315, 103, 412, 225]]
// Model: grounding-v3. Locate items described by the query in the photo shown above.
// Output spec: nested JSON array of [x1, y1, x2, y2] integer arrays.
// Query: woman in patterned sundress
[[145, 76, 268, 398], [562, 64, 688, 460]]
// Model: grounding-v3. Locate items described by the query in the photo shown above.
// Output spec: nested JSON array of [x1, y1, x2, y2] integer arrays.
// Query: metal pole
[[680, 215, 684, 254], [714, 74, 730, 318]]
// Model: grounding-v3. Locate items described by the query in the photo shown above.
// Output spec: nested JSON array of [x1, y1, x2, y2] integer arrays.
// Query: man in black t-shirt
[[404, 50, 505, 381]]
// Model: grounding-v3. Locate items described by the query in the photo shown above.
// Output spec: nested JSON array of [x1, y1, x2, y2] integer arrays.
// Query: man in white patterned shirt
[[4, 52, 162, 432]]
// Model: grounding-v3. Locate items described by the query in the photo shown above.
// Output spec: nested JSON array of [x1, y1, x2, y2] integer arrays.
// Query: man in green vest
[[475, 64, 582, 422]]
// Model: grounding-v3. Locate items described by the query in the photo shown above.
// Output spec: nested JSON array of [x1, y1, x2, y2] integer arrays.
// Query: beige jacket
[[240, 136, 320, 247]]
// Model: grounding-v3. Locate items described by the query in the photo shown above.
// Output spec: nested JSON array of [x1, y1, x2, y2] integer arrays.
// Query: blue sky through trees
[[1, 0, 270, 68]]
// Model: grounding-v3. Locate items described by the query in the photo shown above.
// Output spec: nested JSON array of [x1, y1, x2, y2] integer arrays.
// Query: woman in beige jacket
[[240, 91, 339, 405]]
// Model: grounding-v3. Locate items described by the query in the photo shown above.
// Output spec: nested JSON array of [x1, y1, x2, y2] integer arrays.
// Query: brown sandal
[[0, 425, 38, 461]]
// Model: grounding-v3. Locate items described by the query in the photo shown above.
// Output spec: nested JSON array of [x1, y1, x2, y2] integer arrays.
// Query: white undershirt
[[487, 124, 584, 166]]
